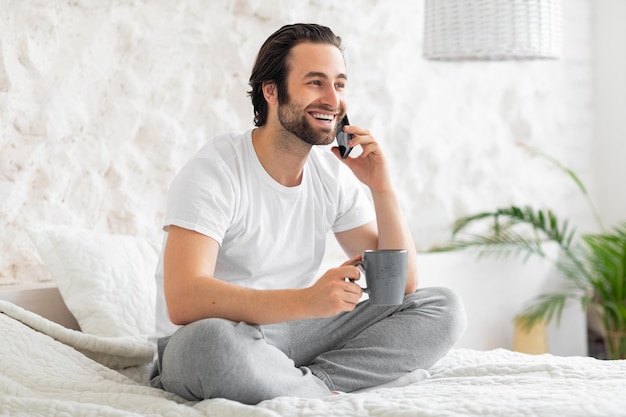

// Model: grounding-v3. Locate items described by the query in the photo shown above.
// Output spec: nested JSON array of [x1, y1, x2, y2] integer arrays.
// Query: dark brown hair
[[248, 23, 343, 127]]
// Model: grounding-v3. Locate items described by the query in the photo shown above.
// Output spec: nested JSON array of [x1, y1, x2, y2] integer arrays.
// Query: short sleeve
[[164, 158, 236, 245]]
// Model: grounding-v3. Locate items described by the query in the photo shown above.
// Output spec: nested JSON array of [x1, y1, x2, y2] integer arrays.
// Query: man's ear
[[262, 82, 278, 104]]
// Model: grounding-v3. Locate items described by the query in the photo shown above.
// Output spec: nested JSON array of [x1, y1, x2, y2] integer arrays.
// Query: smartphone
[[335, 114, 353, 159]]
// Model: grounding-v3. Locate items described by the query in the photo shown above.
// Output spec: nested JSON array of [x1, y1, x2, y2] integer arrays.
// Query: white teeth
[[312, 113, 334, 121]]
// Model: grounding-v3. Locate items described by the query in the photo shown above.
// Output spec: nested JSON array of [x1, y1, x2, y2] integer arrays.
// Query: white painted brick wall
[[0, 0, 596, 285]]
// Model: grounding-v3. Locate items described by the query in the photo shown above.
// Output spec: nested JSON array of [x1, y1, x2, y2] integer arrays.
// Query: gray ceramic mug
[[352, 249, 408, 305]]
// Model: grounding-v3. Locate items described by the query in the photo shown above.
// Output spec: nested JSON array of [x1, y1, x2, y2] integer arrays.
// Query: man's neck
[[251, 126, 311, 187]]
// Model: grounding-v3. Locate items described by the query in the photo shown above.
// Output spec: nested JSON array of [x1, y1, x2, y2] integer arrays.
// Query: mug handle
[[348, 260, 369, 294]]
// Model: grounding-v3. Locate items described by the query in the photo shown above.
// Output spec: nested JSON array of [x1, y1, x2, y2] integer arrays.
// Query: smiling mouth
[[309, 112, 336, 123]]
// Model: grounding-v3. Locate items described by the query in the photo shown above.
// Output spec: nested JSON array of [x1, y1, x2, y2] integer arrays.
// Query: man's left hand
[[331, 124, 392, 193]]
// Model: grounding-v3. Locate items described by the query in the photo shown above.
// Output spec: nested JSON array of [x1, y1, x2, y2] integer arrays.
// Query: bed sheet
[[2, 301, 626, 417]]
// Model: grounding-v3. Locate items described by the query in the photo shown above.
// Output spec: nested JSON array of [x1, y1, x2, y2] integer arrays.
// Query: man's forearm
[[167, 266, 363, 326], [370, 189, 418, 292], [167, 276, 314, 326]]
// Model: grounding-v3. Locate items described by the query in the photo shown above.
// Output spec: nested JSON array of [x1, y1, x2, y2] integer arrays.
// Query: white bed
[[2, 300, 626, 417], [2, 225, 626, 416]]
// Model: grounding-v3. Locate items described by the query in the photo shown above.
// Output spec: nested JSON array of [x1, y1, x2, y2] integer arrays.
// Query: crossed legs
[[150, 286, 466, 404]]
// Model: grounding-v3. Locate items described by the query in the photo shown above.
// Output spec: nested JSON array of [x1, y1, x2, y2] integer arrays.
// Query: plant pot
[[513, 317, 547, 355], [590, 303, 626, 360], [605, 330, 626, 360]]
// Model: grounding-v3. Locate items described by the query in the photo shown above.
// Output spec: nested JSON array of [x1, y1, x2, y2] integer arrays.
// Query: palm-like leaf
[[438, 205, 579, 265], [582, 223, 626, 358], [443, 209, 626, 358], [517, 292, 574, 329], [442, 205, 590, 326], [519, 143, 605, 231], [440, 147, 626, 358]]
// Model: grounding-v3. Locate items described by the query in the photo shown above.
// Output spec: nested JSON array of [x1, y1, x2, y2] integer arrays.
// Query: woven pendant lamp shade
[[423, 0, 562, 60]]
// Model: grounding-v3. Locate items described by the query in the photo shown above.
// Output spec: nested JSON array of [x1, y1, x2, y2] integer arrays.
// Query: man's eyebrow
[[304, 71, 348, 81]]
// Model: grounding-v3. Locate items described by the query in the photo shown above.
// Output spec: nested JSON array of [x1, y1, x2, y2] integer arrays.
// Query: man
[[150, 23, 466, 405]]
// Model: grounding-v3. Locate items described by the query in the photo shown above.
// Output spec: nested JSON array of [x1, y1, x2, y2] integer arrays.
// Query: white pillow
[[27, 225, 160, 338]]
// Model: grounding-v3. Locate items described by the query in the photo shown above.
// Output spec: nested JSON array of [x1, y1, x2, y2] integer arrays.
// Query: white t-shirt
[[154, 130, 375, 337]]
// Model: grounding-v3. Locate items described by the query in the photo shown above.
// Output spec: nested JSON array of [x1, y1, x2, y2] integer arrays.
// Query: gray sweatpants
[[149, 287, 466, 404]]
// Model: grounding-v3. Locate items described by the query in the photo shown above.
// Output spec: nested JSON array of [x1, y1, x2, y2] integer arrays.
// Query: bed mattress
[[2, 301, 626, 417]]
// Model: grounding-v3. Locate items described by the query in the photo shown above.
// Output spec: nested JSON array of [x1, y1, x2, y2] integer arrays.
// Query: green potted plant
[[438, 147, 626, 359]]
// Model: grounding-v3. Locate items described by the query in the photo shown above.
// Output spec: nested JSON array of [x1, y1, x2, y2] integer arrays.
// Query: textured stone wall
[[0, 0, 594, 285]]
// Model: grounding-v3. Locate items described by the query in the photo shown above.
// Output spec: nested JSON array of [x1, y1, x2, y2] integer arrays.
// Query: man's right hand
[[303, 263, 363, 318]]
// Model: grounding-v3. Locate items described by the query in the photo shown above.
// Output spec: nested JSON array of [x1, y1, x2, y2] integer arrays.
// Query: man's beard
[[277, 100, 339, 146]]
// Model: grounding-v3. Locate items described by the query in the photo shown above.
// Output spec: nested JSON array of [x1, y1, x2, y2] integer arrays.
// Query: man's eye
[[335, 83, 346, 89], [309, 80, 321, 86]]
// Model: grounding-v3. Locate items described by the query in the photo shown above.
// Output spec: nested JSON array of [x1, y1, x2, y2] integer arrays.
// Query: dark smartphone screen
[[335, 115, 353, 159]]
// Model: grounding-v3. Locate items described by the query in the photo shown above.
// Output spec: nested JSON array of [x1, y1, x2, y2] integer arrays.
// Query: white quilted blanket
[[2, 300, 626, 417]]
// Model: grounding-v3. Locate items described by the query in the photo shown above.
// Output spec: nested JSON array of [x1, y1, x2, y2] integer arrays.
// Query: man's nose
[[319, 84, 342, 108]]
